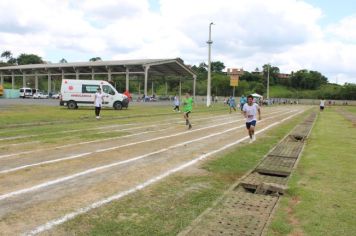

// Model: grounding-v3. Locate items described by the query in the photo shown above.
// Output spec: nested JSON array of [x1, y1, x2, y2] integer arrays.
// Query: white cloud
[[326, 15, 356, 43], [0, 0, 355, 84], [77, 0, 150, 21]]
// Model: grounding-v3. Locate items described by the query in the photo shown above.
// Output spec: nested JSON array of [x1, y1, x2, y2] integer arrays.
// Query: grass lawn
[[53, 109, 310, 235], [269, 85, 295, 98], [345, 106, 356, 114], [0, 103, 229, 147], [0, 103, 227, 127], [267, 107, 356, 236]]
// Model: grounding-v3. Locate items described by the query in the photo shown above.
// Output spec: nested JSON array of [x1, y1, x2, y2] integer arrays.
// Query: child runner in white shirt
[[243, 95, 261, 143]]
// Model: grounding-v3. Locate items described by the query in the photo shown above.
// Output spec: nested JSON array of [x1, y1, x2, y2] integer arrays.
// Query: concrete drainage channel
[[180, 113, 317, 236]]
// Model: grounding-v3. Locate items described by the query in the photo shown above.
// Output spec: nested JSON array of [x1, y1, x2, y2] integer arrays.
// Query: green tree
[[262, 64, 280, 85], [340, 83, 356, 100], [16, 53, 44, 65], [59, 58, 68, 63], [1, 50, 12, 60], [291, 69, 328, 90], [89, 57, 102, 62], [211, 61, 225, 73], [240, 71, 263, 83], [1, 50, 17, 65], [211, 73, 230, 96]]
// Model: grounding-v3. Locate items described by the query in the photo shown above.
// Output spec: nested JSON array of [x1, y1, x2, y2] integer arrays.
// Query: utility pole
[[207, 22, 214, 107], [267, 65, 270, 104]]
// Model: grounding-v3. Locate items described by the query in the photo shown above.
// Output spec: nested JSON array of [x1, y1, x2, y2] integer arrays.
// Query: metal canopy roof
[[0, 58, 196, 78]]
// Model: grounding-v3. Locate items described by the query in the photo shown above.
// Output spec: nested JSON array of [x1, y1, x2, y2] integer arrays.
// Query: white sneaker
[[249, 139, 253, 144], [252, 135, 256, 142], [96, 116, 100, 119]]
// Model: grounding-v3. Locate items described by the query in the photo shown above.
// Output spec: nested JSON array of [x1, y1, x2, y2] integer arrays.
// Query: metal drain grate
[[290, 124, 312, 138], [240, 172, 288, 193], [255, 155, 296, 176], [269, 140, 304, 159], [186, 191, 278, 236]]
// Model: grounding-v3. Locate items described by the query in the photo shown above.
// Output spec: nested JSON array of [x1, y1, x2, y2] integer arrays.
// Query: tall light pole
[[207, 22, 214, 107], [267, 64, 270, 104]]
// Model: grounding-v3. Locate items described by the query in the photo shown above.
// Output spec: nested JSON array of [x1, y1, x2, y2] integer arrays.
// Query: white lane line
[[0, 141, 40, 149], [95, 114, 236, 134], [0, 110, 299, 200], [0, 113, 231, 142], [0, 110, 286, 172], [0, 110, 287, 173], [24, 110, 304, 236], [0, 109, 287, 159], [0, 124, 133, 141], [0, 113, 237, 159], [0, 116, 247, 173], [0, 135, 36, 141], [0, 127, 171, 174]]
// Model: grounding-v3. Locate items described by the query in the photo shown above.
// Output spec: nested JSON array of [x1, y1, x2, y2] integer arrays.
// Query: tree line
[[1, 50, 355, 99], [191, 61, 355, 100]]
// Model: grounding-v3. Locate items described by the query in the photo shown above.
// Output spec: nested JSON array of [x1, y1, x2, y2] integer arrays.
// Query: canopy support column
[[11, 71, 15, 89], [62, 69, 65, 80], [48, 72, 51, 93], [91, 68, 95, 80], [22, 72, 26, 88], [0, 72, 3, 86], [108, 67, 112, 82], [35, 72, 39, 90], [193, 75, 197, 103], [144, 65, 149, 97], [125, 67, 129, 91], [179, 78, 182, 99], [165, 80, 168, 96], [75, 69, 79, 80]]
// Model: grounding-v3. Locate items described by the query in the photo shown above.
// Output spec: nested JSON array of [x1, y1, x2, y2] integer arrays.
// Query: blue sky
[[148, 0, 161, 12], [306, 0, 356, 25]]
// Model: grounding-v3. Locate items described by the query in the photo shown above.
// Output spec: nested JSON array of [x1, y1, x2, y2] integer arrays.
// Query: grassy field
[[345, 106, 356, 114], [269, 85, 295, 98], [267, 107, 356, 236], [0, 103, 227, 127], [2, 103, 354, 235], [52, 108, 310, 235], [0, 103, 227, 146]]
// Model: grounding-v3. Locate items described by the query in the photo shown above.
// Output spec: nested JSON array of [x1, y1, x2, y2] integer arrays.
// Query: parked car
[[33, 92, 49, 99], [51, 93, 61, 99], [19, 87, 39, 98]]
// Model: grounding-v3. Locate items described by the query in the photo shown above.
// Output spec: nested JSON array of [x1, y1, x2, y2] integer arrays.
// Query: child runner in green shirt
[[183, 92, 193, 129]]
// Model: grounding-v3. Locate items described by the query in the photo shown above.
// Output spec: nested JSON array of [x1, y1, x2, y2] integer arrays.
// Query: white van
[[60, 79, 129, 110], [19, 88, 39, 98]]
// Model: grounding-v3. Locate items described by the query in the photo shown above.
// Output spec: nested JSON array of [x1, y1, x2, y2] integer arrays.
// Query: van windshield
[[103, 85, 116, 95]]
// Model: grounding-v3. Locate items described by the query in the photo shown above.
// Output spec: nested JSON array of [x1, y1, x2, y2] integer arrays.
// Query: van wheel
[[113, 101, 123, 110], [68, 101, 77, 109]]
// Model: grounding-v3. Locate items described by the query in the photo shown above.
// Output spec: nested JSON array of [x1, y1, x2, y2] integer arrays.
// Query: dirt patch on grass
[[285, 196, 304, 236]]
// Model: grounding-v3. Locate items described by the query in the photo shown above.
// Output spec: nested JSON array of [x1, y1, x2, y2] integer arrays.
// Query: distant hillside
[[269, 84, 353, 99]]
